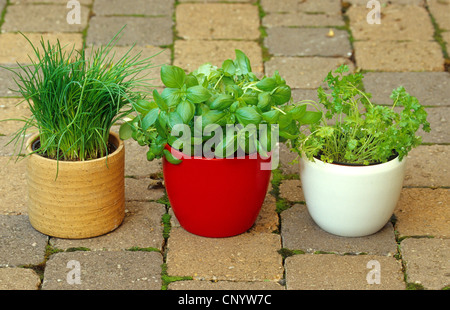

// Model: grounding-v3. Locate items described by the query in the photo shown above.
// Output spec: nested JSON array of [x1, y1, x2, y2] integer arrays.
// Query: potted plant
[[120, 50, 322, 237], [294, 65, 430, 237], [2, 31, 156, 239]]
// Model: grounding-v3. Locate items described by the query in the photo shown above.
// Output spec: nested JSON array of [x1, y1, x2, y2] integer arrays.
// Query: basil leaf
[[299, 111, 322, 124], [261, 110, 280, 124], [235, 107, 262, 126], [210, 94, 235, 110], [168, 111, 184, 128], [201, 110, 227, 128], [257, 92, 271, 110], [161, 87, 183, 107], [163, 149, 182, 164], [153, 89, 168, 111], [222, 59, 236, 76], [161, 65, 186, 88], [142, 108, 160, 130], [272, 85, 291, 105], [133, 99, 153, 115], [119, 122, 133, 140], [288, 104, 307, 120], [186, 85, 211, 104], [177, 100, 195, 124], [234, 49, 252, 75], [256, 77, 277, 92]]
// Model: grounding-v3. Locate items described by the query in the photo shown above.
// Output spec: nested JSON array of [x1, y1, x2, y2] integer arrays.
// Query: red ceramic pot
[[162, 144, 272, 238]]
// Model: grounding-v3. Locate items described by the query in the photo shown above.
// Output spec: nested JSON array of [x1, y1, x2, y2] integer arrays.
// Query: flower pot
[[26, 131, 125, 239], [162, 145, 272, 238], [299, 155, 406, 237]]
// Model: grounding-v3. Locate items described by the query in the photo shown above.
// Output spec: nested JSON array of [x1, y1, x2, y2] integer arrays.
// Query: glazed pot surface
[[300, 155, 406, 237], [163, 145, 272, 238]]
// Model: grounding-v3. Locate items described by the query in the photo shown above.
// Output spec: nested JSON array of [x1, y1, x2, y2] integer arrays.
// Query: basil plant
[[120, 50, 322, 164]]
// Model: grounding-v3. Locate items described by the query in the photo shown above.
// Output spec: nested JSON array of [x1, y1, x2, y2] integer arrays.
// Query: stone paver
[[265, 27, 352, 57], [404, 145, 450, 187], [428, 0, 450, 31], [93, 0, 174, 17], [263, 12, 344, 28], [400, 238, 449, 290], [169, 280, 284, 290], [0, 98, 29, 135], [0, 33, 84, 65], [0, 215, 48, 267], [173, 40, 264, 75], [50, 201, 166, 251], [176, 3, 260, 40], [279, 179, 304, 203], [166, 227, 283, 282], [395, 188, 449, 238], [363, 72, 450, 107], [0, 267, 41, 290], [281, 204, 398, 256], [265, 56, 354, 89], [0, 156, 27, 215], [353, 40, 445, 72], [285, 254, 405, 290], [0, 65, 23, 97], [86, 16, 173, 46], [261, 0, 342, 14], [2, 3, 89, 33], [41, 250, 163, 290]]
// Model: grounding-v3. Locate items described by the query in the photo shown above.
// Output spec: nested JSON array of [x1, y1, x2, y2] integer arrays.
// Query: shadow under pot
[[162, 144, 272, 238], [299, 155, 407, 237], [26, 131, 125, 239]]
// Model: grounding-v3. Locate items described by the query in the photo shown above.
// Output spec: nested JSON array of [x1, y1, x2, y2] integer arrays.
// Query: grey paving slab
[[265, 56, 354, 89], [346, 0, 424, 4], [419, 107, 450, 144], [279, 180, 304, 203], [281, 204, 398, 256], [0, 65, 21, 97], [278, 142, 300, 175], [86, 16, 173, 46], [265, 27, 352, 57], [93, 0, 174, 16], [9, 0, 93, 4], [166, 227, 283, 282], [395, 188, 449, 239], [0, 268, 41, 290], [169, 280, 284, 290], [41, 250, 163, 290], [363, 72, 450, 107], [50, 201, 166, 251], [285, 254, 406, 290], [263, 12, 344, 28], [2, 3, 89, 33], [400, 237, 449, 290], [404, 145, 450, 187], [0, 215, 48, 267]]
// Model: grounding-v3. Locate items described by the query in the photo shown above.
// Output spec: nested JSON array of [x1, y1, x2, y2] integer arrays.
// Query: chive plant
[[4, 30, 157, 161]]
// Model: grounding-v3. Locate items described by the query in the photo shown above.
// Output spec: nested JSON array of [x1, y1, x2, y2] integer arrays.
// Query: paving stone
[[347, 4, 434, 41], [279, 180, 304, 203], [0, 268, 41, 290], [0, 215, 48, 267], [278, 142, 300, 175], [265, 27, 352, 57], [281, 204, 398, 255], [168, 280, 284, 290], [263, 12, 344, 28], [125, 177, 165, 202], [174, 39, 264, 75], [353, 40, 445, 72], [261, 0, 342, 14], [41, 250, 163, 290], [428, 0, 450, 31], [285, 254, 405, 290], [86, 16, 173, 47], [248, 191, 279, 234], [0, 32, 84, 65], [346, 0, 424, 4], [400, 237, 449, 290], [418, 107, 450, 143], [10, 0, 92, 4], [50, 201, 166, 251], [0, 0, 5, 12], [0, 98, 29, 135], [0, 156, 27, 215], [363, 72, 450, 107], [0, 65, 23, 97], [265, 56, 354, 89], [2, 3, 89, 33], [178, 0, 254, 2], [166, 227, 283, 281], [176, 3, 260, 40], [395, 188, 449, 238], [93, 0, 174, 16], [404, 145, 450, 187]]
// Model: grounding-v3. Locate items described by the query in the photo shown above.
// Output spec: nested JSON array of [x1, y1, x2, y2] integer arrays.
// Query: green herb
[[294, 65, 431, 165], [120, 50, 322, 163], [2, 29, 157, 161]]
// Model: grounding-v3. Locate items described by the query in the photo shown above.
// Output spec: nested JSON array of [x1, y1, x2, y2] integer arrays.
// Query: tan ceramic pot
[[26, 131, 125, 239]]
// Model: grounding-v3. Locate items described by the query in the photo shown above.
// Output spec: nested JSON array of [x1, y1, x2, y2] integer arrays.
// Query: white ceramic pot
[[299, 155, 406, 237]]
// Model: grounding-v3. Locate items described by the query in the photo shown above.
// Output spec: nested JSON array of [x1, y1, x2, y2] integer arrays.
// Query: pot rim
[[165, 144, 272, 161], [26, 131, 124, 164], [300, 152, 406, 174]]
